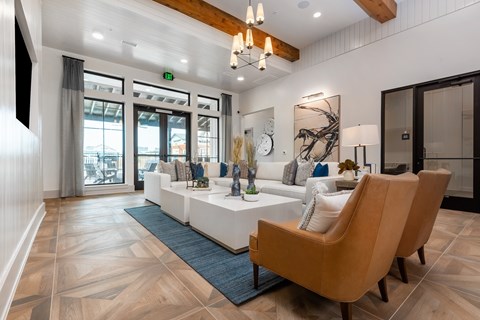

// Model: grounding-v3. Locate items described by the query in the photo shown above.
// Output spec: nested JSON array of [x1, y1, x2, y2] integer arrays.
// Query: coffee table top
[[190, 192, 301, 211], [162, 185, 230, 196]]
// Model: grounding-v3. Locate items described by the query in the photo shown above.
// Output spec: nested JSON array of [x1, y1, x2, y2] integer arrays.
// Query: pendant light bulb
[[232, 35, 241, 55], [246, 29, 254, 49], [264, 37, 273, 56], [237, 32, 244, 53], [246, 5, 255, 26], [230, 54, 238, 69], [256, 3, 264, 24], [258, 53, 266, 71]]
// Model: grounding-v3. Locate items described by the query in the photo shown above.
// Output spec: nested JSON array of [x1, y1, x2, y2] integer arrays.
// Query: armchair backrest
[[319, 173, 418, 301], [396, 169, 451, 257]]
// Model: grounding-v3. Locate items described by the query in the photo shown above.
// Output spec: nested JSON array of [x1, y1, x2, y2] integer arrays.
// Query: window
[[198, 95, 219, 111], [133, 81, 190, 106], [84, 71, 124, 94], [83, 99, 124, 185], [197, 115, 219, 162]]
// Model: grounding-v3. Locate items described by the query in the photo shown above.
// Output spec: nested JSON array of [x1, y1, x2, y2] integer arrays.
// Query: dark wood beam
[[152, 0, 299, 62], [354, 0, 397, 23]]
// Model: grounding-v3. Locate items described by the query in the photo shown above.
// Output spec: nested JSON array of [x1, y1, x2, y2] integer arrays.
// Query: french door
[[415, 75, 480, 212], [133, 105, 190, 189]]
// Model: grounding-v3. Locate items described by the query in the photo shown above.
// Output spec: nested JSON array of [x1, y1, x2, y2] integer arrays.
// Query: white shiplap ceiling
[[42, 0, 369, 93]]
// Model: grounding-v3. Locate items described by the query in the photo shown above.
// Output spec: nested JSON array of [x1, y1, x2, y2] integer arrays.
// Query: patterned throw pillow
[[220, 162, 228, 177], [160, 160, 177, 181], [175, 160, 188, 181], [282, 159, 298, 185], [239, 160, 249, 179], [312, 162, 329, 177], [295, 159, 315, 186]]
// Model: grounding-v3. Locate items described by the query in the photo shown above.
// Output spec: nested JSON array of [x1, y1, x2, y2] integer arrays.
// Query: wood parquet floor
[[6, 192, 480, 320]]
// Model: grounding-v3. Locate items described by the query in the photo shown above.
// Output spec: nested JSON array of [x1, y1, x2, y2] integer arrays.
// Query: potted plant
[[244, 185, 259, 202], [338, 159, 359, 181]]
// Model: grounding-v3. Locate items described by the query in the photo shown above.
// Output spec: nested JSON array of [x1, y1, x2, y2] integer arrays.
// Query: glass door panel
[[423, 84, 474, 199], [134, 106, 190, 190], [416, 77, 479, 212], [166, 114, 187, 162]]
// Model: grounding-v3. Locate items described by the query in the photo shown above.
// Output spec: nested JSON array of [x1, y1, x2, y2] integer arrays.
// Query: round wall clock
[[256, 133, 273, 156], [264, 118, 275, 136]]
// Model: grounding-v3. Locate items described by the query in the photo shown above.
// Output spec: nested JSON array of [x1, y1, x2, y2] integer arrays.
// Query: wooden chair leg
[[417, 246, 426, 265], [253, 263, 259, 289], [397, 257, 409, 283], [378, 276, 389, 302], [340, 302, 352, 320]]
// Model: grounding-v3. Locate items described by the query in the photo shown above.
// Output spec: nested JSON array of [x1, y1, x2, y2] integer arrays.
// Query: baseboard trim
[[44, 189, 59, 199], [0, 202, 46, 320], [44, 184, 135, 199]]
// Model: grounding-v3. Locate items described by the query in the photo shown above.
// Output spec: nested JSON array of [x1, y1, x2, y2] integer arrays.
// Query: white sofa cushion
[[256, 162, 288, 181], [210, 177, 232, 188], [205, 162, 221, 178], [261, 183, 306, 203]]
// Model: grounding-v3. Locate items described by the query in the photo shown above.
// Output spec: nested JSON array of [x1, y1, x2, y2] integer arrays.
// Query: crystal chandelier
[[229, 0, 273, 71]]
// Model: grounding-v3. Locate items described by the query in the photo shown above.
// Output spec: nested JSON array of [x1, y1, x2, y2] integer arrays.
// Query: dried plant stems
[[246, 139, 255, 168], [232, 136, 243, 164]]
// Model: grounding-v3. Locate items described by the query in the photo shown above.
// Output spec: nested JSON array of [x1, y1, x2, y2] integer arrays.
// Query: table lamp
[[341, 124, 379, 166]]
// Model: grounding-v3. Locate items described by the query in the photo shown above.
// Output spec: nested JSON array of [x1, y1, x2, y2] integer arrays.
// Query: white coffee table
[[189, 193, 302, 253], [161, 185, 230, 225]]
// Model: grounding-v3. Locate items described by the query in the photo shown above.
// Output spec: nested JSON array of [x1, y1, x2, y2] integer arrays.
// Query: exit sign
[[163, 72, 174, 81]]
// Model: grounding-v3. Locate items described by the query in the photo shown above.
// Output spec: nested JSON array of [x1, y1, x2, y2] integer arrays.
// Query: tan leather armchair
[[395, 169, 451, 283], [249, 174, 419, 320]]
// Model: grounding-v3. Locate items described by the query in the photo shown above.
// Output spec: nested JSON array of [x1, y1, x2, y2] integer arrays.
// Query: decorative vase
[[343, 170, 355, 181], [231, 164, 241, 196], [247, 167, 256, 190]]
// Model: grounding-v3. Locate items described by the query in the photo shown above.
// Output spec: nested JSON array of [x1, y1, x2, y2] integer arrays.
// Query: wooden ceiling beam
[[152, 0, 299, 62], [354, 0, 397, 23]]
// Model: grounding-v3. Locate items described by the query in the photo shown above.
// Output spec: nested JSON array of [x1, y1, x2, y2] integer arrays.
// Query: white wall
[[42, 47, 240, 197], [240, 3, 480, 166], [0, 0, 45, 318], [242, 108, 274, 162]]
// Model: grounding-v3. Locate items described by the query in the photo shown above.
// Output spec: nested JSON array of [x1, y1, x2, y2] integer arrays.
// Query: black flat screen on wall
[[15, 18, 32, 129]]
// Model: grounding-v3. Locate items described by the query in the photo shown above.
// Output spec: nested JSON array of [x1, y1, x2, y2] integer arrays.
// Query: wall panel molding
[[295, 0, 480, 71]]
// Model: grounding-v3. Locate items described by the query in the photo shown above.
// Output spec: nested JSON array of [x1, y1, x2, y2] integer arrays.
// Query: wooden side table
[[335, 179, 359, 191]]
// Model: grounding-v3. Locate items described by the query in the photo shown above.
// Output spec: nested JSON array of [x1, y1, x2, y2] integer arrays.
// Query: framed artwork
[[294, 95, 340, 162]]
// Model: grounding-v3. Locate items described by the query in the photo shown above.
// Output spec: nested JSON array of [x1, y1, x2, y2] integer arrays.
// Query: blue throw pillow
[[220, 162, 228, 177], [312, 163, 329, 177], [190, 162, 197, 180], [196, 163, 204, 178]]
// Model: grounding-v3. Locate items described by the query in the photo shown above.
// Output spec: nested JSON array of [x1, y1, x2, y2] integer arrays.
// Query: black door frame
[[382, 70, 480, 213], [133, 105, 191, 190]]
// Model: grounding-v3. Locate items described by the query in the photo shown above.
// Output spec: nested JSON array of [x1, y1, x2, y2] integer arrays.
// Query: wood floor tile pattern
[[6, 194, 480, 320]]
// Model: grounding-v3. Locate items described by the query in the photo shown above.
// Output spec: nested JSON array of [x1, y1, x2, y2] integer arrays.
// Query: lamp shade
[[342, 124, 379, 147]]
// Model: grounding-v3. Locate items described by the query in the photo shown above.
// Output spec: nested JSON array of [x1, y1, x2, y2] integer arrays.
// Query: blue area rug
[[124, 205, 284, 305]]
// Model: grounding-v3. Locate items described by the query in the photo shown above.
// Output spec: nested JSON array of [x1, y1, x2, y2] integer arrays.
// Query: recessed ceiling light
[[313, 12, 322, 18], [180, 59, 188, 64], [297, 1, 310, 9], [92, 31, 104, 40], [237, 76, 245, 81]]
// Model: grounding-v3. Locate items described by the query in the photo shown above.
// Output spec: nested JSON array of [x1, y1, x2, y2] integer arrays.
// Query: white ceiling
[[42, 0, 369, 93]]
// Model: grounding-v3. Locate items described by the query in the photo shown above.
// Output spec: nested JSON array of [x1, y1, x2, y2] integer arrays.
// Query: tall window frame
[[197, 115, 219, 163]]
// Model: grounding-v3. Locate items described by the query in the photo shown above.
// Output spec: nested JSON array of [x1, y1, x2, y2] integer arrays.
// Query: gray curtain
[[60, 57, 85, 197], [221, 93, 232, 162]]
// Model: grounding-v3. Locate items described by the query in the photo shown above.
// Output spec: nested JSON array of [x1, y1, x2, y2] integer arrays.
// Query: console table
[[335, 179, 359, 191]]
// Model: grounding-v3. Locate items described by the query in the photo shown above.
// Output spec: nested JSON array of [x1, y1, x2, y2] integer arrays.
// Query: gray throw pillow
[[295, 159, 314, 186], [175, 159, 188, 181], [282, 159, 298, 185], [160, 160, 177, 181]]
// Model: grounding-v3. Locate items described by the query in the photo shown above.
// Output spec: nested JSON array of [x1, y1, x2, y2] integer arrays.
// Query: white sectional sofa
[[144, 161, 342, 207]]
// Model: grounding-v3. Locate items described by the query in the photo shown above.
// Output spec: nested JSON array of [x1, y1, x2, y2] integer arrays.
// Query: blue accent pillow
[[312, 163, 329, 177], [190, 162, 197, 180], [195, 163, 204, 178], [220, 162, 228, 177]]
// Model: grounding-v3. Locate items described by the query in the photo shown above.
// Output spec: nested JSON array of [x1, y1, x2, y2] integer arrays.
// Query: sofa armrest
[[144, 172, 171, 205], [305, 176, 343, 205]]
